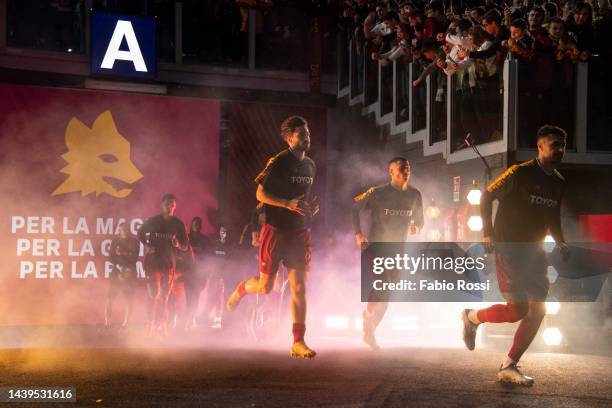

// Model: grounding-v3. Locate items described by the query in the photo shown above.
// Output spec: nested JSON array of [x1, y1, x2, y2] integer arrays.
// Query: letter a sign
[[91, 13, 156, 79]]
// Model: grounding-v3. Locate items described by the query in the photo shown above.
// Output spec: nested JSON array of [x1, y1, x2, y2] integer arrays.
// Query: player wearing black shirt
[[352, 157, 424, 350], [461, 125, 569, 386], [137, 193, 188, 336], [105, 222, 140, 328], [227, 116, 319, 359], [185, 216, 207, 329], [202, 225, 230, 328]]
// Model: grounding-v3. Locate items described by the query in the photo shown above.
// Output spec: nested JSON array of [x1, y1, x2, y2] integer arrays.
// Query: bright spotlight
[[426, 199, 441, 219], [545, 301, 561, 315], [391, 316, 419, 330], [467, 189, 482, 206], [354, 317, 363, 330], [428, 228, 442, 241], [325, 316, 349, 330], [467, 216, 483, 232], [544, 235, 556, 253], [542, 327, 563, 346], [547, 266, 559, 283]]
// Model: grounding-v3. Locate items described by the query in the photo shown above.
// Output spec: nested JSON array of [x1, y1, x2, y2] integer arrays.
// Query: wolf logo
[[52, 111, 143, 198]]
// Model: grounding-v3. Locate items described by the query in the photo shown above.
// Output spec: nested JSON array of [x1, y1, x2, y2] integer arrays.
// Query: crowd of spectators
[[339, 0, 612, 144], [340, 0, 612, 148]]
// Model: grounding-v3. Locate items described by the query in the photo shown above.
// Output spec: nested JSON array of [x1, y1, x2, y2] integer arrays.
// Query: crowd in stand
[[339, 0, 612, 94]]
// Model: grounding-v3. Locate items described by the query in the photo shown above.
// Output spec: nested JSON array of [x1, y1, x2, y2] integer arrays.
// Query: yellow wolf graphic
[[52, 111, 143, 198]]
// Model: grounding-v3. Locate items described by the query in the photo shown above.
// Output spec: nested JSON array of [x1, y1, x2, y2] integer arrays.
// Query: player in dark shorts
[[352, 157, 424, 350], [138, 193, 188, 336], [461, 125, 569, 386], [239, 203, 265, 250], [201, 225, 230, 328], [185, 216, 207, 330], [226, 115, 319, 359], [169, 231, 195, 330], [105, 222, 140, 328]]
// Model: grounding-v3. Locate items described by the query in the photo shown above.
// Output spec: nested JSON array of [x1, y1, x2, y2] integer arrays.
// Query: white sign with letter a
[[100, 20, 148, 72]]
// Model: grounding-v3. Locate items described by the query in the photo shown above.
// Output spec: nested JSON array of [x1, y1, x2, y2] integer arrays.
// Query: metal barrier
[[587, 55, 612, 152], [337, 36, 612, 162]]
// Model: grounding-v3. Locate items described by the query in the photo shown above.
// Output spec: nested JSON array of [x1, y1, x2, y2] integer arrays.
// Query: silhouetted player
[[462, 125, 568, 386], [227, 116, 319, 359], [352, 157, 424, 350], [202, 225, 230, 328], [105, 222, 140, 328], [138, 193, 188, 336], [185, 216, 206, 329]]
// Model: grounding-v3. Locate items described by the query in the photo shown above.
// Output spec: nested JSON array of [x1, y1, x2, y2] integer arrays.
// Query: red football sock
[[508, 302, 546, 362], [476, 303, 528, 323], [292, 323, 306, 343], [237, 281, 247, 297]]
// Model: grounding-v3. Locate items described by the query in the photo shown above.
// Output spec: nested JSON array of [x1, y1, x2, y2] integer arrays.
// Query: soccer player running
[[138, 193, 188, 336], [226, 116, 319, 359], [461, 125, 569, 386], [105, 222, 140, 328], [352, 157, 424, 350]]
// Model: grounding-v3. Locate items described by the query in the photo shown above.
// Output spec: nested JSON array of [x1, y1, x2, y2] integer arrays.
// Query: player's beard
[[297, 140, 310, 152], [547, 152, 563, 165]]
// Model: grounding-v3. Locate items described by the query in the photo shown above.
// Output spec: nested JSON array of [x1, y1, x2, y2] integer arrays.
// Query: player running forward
[[352, 157, 424, 350], [461, 125, 569, 386], [226, 115, 319, 359], [105, 222, 140, 328], [138, 193, 188, 336]]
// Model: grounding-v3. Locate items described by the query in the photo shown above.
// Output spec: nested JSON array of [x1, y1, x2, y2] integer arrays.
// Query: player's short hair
[[388, 156, 408, 168], [191, 216, 202, 224], [536, 125, 567, 140], [280, 116, 308, 141], [161, 193, 176, 202], [483, 9, 502, 25]]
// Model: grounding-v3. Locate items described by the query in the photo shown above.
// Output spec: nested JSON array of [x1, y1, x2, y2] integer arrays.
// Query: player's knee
[[529, 302, 547, 319], [261, 279, 274, 294], [290, 281, 306, 298], [508, 303, 529, 322]]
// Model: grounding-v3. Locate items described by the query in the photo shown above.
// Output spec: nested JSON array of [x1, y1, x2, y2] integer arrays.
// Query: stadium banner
[[0, 84, 219, 325]]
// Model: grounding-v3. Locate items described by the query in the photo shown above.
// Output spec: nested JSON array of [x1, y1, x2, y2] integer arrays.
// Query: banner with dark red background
[[0, 84, 219, 325]]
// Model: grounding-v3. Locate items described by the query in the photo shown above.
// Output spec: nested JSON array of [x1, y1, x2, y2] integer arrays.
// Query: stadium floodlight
[[426, 199, 441, 219], [544, 234, 556, 253], [545, 301, 561, 315], [467, 215, 483, 232], [542, 327, 563, 346], [547, 266, 559, 283], [428, 228, 442, 241], [467, 180, 482, 205], [325, 316, 349, 330]]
